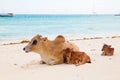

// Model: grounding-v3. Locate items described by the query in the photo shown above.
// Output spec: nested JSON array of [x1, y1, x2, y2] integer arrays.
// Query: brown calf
[[101, 44, 114, 56], [63, 48, 91, 66]]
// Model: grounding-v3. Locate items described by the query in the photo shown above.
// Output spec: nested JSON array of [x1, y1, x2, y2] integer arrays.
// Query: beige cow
[[23, 35, 79, 65]]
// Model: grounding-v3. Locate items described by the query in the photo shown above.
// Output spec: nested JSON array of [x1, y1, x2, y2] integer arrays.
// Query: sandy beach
[[0, 37, 120, 80]]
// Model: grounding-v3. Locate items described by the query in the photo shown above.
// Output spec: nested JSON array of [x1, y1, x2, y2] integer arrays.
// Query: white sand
[[0, 37, 120, 80]]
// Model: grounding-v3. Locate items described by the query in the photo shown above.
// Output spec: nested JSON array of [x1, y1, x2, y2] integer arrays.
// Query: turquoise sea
[[0, 14, 120, 40]]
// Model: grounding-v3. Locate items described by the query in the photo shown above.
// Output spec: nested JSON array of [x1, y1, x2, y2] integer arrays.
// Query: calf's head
[[101, 44, 111, 51], [23, 34, 43, 53]]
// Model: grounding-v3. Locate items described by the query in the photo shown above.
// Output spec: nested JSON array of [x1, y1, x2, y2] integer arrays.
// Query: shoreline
[[1, 35, 120, 45]]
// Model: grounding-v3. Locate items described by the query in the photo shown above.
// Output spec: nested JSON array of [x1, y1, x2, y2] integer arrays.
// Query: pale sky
[[0, 0, 120, 14]]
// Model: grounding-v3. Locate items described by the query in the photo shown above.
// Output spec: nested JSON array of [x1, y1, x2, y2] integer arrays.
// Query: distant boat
[[0, 13, 14, 17], [114, 14, 120, 16]]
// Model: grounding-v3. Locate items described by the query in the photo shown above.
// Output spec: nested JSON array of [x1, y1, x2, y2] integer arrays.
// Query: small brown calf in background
[[101, 44, 114, 56]]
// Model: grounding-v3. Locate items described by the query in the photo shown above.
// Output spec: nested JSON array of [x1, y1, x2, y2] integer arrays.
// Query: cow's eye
[[32, 40, 37, 45]]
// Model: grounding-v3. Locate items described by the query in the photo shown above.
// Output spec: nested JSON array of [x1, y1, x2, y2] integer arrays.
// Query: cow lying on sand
[[63, 48, 91, 66], [23, 35, 79, 65], [101, 44, 114, 56]]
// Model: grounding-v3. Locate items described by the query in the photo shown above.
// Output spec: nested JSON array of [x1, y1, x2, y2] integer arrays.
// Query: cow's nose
[[23, 48, 25, 51]]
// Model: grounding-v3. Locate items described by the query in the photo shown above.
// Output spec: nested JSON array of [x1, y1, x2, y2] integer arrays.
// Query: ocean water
[[0, 14, 120, 40]]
